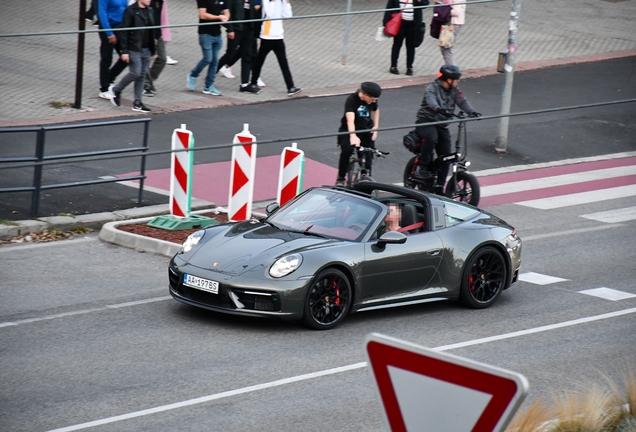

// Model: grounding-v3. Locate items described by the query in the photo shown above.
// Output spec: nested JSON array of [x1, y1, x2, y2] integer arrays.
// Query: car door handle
[[427, 249, 441, 256]]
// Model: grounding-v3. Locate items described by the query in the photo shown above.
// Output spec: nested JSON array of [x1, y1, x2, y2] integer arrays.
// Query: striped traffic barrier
[[277, 142, 305, 206], [170, 124, 194, 218], [228, 123, 257, 221]]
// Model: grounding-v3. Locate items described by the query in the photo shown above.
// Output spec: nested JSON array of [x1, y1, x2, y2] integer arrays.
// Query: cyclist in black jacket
[[415, 64, 480, 194]]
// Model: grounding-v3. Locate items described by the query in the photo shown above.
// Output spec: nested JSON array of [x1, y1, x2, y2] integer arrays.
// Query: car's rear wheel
[[303, 268, 352, 330], [459, 246, 506, 308]]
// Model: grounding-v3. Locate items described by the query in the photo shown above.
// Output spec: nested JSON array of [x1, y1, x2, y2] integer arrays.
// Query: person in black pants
[[249, 0, 301, 96], [383, 0, 428, 76], [414, 65, 480, 194], [97, 0, 129, 100], [336, 82, 382, 186]]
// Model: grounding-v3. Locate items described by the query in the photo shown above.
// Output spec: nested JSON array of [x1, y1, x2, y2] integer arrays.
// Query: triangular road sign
[[365, 333, 529, 432]]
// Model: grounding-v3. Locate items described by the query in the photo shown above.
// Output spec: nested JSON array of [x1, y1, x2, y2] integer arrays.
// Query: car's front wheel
[[302, 268, 352, 330], [459, 246, 506, 308]]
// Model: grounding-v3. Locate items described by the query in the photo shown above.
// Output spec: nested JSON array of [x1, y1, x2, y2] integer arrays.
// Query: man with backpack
[[414, 65, 480, 194]]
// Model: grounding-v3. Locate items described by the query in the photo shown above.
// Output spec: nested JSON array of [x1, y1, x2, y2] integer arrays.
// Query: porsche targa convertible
[[168, 182, 522, 330]]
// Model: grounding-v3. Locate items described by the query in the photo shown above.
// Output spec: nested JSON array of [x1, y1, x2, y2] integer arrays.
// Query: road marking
[[481, 165, 636, 197], [580, 206, 636, 223], [518, 272, 569, 285], [46, 307, 636, 432], [520, 224, 624, 241], [0, 296, 171, 328], [578, 288, 636, 301], [516, 184, 636, 209]]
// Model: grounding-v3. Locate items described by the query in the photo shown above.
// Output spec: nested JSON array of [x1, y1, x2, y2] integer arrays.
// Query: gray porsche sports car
[[168, 182, 522, 330]]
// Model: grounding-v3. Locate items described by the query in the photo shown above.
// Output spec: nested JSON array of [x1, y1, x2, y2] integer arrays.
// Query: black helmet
[[361, 82, 382, 98], [438, 64, 462, 80]]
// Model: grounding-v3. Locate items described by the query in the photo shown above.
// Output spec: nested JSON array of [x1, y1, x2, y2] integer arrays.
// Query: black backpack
[[403, 129, 421, 153]]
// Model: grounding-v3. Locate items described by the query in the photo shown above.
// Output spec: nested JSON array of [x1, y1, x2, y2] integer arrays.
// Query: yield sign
[[365, 333, 529, 432]]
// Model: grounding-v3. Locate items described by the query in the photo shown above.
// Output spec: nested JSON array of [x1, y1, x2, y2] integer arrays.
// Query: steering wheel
[[347, 223, 366, 233]]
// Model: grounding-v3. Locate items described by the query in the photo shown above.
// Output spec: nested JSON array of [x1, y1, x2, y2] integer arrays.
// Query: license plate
[[183, 274, 219, 294]]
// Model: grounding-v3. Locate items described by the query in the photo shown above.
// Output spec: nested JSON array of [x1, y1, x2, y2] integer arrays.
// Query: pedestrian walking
[[97, 0, 129, 100], [438, 0, 465, 66], [187, 0, 229, 96], [384, 0, 428, 76], [249, 0, 301, 96], [216, 0, 262, 94], [108, 0, 157, 113], [335, 82, 382, 186], [143, 0, 174, 96]]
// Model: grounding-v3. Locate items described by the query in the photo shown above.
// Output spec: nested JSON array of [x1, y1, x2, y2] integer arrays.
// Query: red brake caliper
[[469, 275, 475, 291], [334, 281, 341, 306]]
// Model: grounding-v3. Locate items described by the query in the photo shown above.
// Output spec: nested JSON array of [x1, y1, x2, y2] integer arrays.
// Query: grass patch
[[49, 101, 73, 109], [0, 219, 19, 226]]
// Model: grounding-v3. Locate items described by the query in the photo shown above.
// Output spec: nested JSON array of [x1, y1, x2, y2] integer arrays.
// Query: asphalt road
[[1, 57, 634, 220], [1, 191, 636, 431]]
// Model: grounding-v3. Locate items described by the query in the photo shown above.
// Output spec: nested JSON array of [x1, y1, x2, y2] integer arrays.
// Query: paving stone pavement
[[1, 0, 636, 127]]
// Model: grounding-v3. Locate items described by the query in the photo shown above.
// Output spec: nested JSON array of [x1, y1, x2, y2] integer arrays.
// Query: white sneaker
[[98, 91, 110, 100], [220, 65, 235, 79], [166, 56, 178, 65], [257, 77, 266, 87]]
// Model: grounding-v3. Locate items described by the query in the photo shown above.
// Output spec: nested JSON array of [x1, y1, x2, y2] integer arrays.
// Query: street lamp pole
[[495, 0, 522, 153]]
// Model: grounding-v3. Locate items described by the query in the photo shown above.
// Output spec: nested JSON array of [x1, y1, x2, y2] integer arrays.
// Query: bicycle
[[345, 146, 390, 189], [403, 112, 481, 206]]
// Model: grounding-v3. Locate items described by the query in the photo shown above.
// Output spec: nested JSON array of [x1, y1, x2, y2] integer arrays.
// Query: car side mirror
[[376, 231, 407, 247], [265, 202, 280, 216]]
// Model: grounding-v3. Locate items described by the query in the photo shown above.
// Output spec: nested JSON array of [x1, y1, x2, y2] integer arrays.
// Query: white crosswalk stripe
[[580, 206, 636, 223], [481, 165, 636, 197], [516, 184, 636, 210]]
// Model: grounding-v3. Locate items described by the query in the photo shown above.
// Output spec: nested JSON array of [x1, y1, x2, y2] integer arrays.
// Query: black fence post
[[138, 119, 150, 204], [31, 128, 45, 217], [74, 0, 87, 109]]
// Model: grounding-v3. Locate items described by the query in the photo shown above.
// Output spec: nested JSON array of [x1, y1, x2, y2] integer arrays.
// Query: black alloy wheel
[[303, 268, 352, 330], [403, 156, 417, 188], [460, 246, 506, 308]]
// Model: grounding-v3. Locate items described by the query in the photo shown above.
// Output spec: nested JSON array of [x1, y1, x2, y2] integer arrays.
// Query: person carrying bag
[[383, 0, 428, 76]]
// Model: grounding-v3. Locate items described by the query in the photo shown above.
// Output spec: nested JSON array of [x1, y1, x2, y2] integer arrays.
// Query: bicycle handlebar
[[358, 146, 390, 157]]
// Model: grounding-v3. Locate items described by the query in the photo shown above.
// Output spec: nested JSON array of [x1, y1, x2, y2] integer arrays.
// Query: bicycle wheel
[[403, 156, 417, 188], [345, 162, 357, 189], [445, 171, 481, 206]]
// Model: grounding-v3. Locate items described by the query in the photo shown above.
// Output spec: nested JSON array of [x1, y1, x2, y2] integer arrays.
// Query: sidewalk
[[1, 0, 635, 127]]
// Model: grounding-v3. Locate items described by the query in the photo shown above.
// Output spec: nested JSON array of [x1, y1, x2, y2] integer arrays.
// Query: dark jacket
[[416, 79, 476, 125], [149, 0, 163, 39], [225, 0, 257, 33], [119, 2, 156, 55], [383, 0, 427, 27]]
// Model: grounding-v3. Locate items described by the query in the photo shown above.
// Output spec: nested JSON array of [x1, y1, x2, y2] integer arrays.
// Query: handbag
[[430, 4, 451, 39], [413, 22, 426, 47], [383, 0, 410, 38], [383, 12, 402, 37], [438, 24, 455, 48]]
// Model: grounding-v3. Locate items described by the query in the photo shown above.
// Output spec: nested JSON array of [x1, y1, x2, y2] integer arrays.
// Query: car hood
[[185, 221, 339, 275]]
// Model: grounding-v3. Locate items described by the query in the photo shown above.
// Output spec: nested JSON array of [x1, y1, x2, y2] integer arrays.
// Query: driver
[[336, 81, 382, 186], [414, 65, 481, 195]]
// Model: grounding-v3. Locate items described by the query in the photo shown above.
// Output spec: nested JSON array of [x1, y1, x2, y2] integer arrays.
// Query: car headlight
[[181, 230, 205, 253], [269, 254, 302, 278]]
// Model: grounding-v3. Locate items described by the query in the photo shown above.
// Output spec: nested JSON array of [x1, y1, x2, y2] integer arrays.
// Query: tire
[[346, 164, 356, 189], [459, 246, 506, 309], [359, 175, 374, 183], [302, 268, 352, 330], [403, 156, 417, 188], [445, 170, 481, 206]]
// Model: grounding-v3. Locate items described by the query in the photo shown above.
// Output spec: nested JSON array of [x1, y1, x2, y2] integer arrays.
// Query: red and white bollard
[[277, 142, 304, 206], [169, 124, 194, 218], [228, 123, 257, 221]]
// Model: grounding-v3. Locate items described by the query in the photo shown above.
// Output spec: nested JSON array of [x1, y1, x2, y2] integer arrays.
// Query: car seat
[[398, 204, 424, 234]]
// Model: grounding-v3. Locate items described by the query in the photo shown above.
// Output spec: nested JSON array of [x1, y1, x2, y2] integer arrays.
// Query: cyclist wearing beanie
[[336, 82, 382, 186]]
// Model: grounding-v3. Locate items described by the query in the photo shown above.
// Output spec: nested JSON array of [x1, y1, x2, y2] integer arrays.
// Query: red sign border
[[365, 333, 528, 432]]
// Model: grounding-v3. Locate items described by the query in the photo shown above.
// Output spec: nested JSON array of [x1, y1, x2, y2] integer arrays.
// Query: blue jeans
[[190, 34, 222, 88]]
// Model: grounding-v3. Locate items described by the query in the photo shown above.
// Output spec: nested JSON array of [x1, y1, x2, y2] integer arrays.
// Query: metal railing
[[0, 117, 151, 217]]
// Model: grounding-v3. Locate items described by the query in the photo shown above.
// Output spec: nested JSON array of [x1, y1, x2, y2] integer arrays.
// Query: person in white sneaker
[[97, 0, 129, 100], [249, 0, 300, 96], [144, 0, 176, 96], [108, 0, 157, 113]]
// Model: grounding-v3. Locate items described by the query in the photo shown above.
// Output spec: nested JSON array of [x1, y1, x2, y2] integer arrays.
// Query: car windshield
[[267, 189, 381, 241]]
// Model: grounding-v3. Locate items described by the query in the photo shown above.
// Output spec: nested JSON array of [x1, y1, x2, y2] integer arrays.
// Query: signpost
[[365, 333, 529, 432]]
